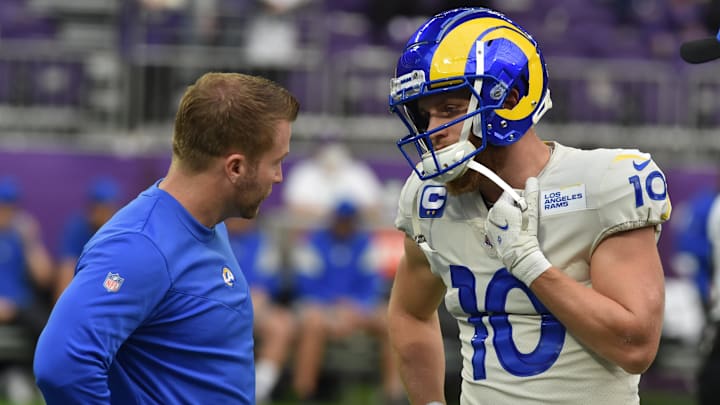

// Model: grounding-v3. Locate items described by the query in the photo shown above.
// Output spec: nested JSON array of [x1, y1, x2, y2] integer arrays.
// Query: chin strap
[[466, 160, 527, 210]]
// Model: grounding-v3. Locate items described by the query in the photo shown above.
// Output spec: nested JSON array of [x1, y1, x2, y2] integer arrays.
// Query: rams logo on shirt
[[540, 184, 587, 216], [222, 267, 236, 287]]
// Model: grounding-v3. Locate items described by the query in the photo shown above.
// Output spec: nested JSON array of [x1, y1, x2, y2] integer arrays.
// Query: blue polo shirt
[[34, 181, 255, 404]]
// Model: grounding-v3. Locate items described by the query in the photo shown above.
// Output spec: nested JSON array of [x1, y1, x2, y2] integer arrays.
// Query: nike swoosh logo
[[633, 159, 651, 171], [490, 219, 509, 231]]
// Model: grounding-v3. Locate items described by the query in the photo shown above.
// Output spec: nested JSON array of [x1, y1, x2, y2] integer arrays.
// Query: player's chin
[[238, 209, 258, 220], [242, 189, 273, 217], [236, 201, 261, 219]]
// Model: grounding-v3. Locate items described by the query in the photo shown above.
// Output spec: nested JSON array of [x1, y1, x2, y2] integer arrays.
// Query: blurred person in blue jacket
[[688, 189, 720, 405], [226, 216, 295, 404], [55, 177, 121, 301], [33, 72, 299, 405], [0, 176, 54, 334], [684, 188, 720, 405], [0, 176, 54, 403], [671, 189, 718, 309], [679, 26, 720, 405], [291, 200, 404, 403]]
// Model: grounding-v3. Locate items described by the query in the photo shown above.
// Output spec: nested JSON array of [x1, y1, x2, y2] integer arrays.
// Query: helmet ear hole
[[503, 88, 521, 110]]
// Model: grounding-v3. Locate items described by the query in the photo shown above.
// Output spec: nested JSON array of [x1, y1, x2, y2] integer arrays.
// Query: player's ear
[[224, 152, 247, 184]]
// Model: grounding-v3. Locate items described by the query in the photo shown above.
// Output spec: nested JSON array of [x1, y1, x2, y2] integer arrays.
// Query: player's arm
[[486, 171, 668, 374], [530, 226, 664, 374], [388, 235, 447, 404], [34, 233, 169, 404], [55, 258, 77, 302], [56, 220, 91, 301], [14, 211, 54, 290]]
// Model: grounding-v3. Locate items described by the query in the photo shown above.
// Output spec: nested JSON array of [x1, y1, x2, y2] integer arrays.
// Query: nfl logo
[[103, 272, 125, 293]]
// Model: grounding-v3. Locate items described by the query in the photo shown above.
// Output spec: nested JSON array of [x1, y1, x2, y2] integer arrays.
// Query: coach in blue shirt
[[33, 72, 299, 405]]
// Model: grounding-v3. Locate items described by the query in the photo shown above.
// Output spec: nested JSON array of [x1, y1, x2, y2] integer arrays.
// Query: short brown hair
[[172, 72, 300, 172]]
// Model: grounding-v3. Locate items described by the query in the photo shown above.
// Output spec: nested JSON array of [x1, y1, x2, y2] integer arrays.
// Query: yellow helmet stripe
[[430, 18, 545, 121], [430, 18, 517, 80]]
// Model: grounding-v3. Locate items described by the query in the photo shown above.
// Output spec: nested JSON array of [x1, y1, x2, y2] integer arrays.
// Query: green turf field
[[0, 389, 698, 405], [0, 379, 698, 405]]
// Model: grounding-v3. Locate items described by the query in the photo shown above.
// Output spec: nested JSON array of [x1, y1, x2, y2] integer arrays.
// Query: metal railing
[[0, 23, 718, 163]]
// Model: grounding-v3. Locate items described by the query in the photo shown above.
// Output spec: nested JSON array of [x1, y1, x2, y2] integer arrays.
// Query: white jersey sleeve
[[590, 149, 672, 253]]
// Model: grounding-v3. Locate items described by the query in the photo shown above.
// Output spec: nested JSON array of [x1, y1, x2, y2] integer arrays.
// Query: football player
[[386, 7, 672, 404]]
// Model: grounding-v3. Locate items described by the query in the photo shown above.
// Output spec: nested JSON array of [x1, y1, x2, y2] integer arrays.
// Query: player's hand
[[485, 177, 551, 286], [0, 297, 18, 323], [12, 211, 41, 247]]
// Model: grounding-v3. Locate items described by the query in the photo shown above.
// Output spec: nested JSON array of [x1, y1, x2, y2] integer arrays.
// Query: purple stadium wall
[[0, 148, 717, 279]]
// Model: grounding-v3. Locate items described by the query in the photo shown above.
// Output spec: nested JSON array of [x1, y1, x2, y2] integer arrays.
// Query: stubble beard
[[233, 171, 269, 220], [239, 185, 268, 219], [446, 165, 484, 196], [237, 195, 260, 219], [445, 137, 503, 196], [239, 206, 260, 220]]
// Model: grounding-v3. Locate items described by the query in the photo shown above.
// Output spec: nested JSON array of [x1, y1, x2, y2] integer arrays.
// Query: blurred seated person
[[671, 188, 718, 310], [672, 186, 720, 404], [0, 176, 54, 333], [226, 217, 295, 404], [0, 176, 53, 402], [290, 200, 404, 403], [283, 142, 384, 227], [243, 0, 307, 74], [56, 178, 121, 301]]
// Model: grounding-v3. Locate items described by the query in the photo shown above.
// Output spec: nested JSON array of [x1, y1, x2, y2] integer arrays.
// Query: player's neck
[[159, 161, 227, 228], [477, 130, 551, 203]]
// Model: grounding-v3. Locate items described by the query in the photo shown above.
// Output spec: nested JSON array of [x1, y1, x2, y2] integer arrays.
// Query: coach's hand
[[485, 177, 551, 286]]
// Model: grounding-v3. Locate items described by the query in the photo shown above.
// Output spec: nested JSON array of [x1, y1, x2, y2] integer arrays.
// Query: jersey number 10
[[628, 170, 666, 208], [450, 266, 566, 380]]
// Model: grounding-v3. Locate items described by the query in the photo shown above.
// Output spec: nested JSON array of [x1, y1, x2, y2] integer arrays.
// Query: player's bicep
[[590, 226, 664, 330], [389, 235, 446, 321]]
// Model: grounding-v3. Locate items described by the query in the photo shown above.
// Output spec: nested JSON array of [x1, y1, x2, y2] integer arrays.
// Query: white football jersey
[[395, 142, 672, 405]]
